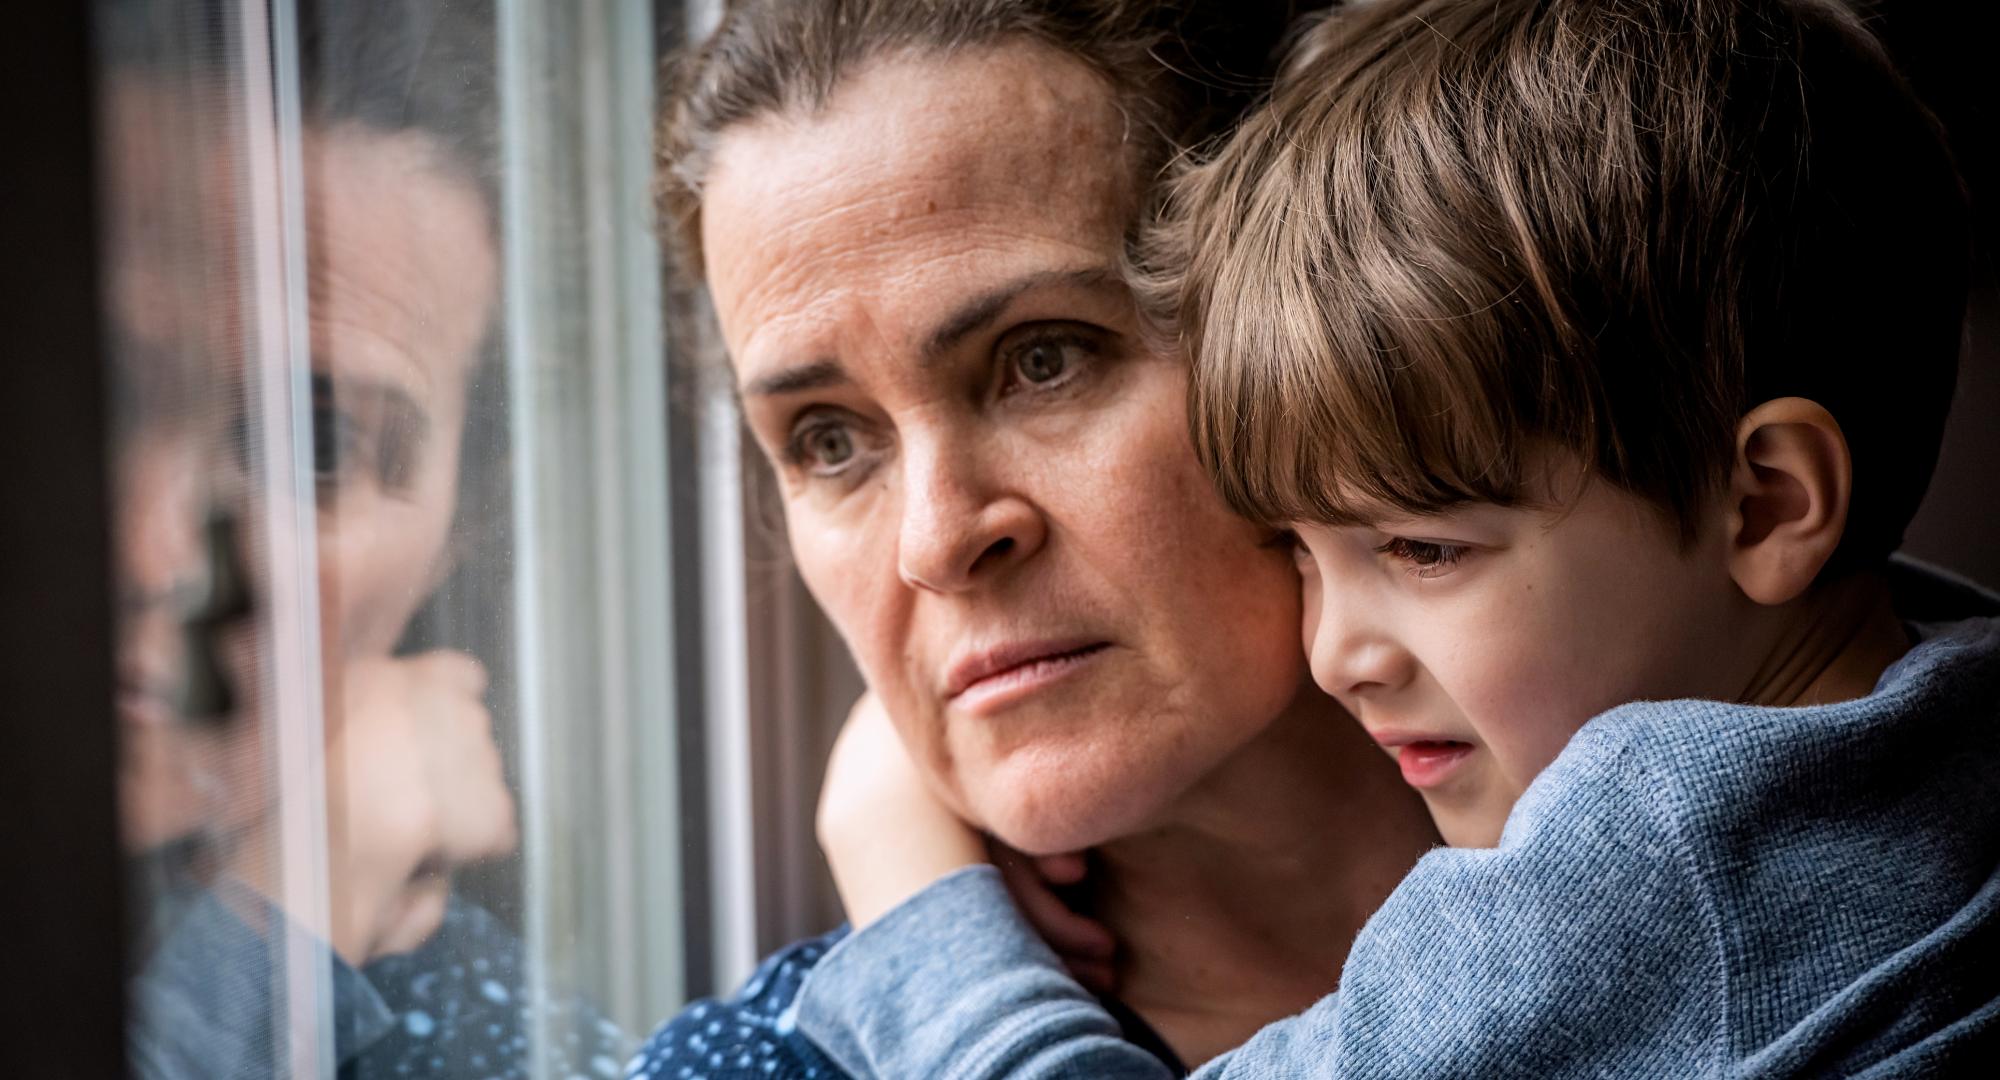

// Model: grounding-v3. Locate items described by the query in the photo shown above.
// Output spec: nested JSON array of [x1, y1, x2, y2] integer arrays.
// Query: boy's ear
[[1722, 397, 1852, 606]]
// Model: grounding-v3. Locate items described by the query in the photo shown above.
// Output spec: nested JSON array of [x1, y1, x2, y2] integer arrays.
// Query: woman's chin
[[943, 725, 1228, 855], [966, 772, 1164, 857]]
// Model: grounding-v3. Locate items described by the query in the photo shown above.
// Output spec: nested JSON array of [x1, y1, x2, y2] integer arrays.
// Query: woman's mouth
[[946, 640, 1111, 715]]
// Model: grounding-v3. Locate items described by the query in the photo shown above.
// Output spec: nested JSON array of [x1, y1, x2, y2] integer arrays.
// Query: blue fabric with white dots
[[354, 898, 631, 1079], [625, 930, 850, 1080], [129, 884, 629, 1080], [626, 928, 1188, 1080]]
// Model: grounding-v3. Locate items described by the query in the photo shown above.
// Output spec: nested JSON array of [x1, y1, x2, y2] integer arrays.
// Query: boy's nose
[[1305, 584, 1416, 702]]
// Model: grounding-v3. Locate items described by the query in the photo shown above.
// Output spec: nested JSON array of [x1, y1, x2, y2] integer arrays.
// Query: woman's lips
[[1369, 731, 1477, 789], [118, 682, 179, 729], [946, 640, 1110, 715]]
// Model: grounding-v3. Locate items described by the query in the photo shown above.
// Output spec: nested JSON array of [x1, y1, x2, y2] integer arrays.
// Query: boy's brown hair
[[1162, 0, 1969, 570]]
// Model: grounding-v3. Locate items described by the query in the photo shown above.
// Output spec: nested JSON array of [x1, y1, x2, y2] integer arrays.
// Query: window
[[97, 1, 851, 1075]]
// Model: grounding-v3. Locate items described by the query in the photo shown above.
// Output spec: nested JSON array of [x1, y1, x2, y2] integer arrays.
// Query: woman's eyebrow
[[743, 358, 847, 398], [739, 267, 1119, 398], [922, 266, 1118, 361]]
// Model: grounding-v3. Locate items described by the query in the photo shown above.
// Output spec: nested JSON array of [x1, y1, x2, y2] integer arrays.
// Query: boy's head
[[1154, 0, 1970, 844]]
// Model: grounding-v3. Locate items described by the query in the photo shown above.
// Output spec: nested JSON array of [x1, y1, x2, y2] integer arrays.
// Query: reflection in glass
[[105, 0, 679, 1076]]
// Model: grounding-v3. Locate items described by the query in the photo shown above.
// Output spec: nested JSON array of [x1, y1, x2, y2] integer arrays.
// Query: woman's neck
[[1088, 687, 1437, 1067], [1739, 571, 1912, 709]]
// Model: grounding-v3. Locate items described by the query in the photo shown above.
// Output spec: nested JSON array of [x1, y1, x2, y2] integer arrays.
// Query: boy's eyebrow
[[743, 358, 848, 398], [922, 266, 1119, 361]]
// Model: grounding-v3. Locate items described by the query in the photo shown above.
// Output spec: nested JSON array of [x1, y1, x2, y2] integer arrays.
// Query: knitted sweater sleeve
[[795, 735, 1727, 1079]]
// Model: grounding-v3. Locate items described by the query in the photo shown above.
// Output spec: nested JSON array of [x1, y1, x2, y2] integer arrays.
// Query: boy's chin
[[1427, 795, 1507, 849]]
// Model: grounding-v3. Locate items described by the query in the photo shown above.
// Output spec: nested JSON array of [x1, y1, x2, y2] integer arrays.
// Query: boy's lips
[[1369, 730, 1476, 789]]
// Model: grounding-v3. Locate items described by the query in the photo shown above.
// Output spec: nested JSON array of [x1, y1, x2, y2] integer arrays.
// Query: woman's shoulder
[[628, 928, 851, 1079]]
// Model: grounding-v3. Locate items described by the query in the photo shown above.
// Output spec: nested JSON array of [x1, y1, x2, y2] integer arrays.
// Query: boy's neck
[[1088, 689, 1437, 1067], [1739, 570, 1912, 709]]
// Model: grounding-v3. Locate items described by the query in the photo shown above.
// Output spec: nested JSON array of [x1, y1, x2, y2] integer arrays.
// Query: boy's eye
[[1374, 536, 1467, 579]]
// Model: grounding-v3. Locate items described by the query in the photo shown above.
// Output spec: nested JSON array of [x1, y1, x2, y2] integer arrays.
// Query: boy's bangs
[[1164, 55, 1578, 533], [1181, 171, 1555, 531], [1188, 295, 1535, 530]]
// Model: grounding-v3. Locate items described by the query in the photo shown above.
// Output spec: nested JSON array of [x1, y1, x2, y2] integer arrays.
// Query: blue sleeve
[[794, 742, 1725, 1079], [796, 866, 1178, 1080], [128, 886, 396, 1080]]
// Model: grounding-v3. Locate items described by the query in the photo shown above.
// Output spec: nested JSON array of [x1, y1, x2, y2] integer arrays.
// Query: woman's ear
[[1723, 397, 1852, 606]]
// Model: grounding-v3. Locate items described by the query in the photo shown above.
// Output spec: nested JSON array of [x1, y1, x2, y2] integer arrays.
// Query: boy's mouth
[[1390, 740, 1475, 789]]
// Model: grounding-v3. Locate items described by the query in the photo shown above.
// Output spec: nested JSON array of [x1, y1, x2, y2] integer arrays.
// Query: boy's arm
[[799, 731, 1721, 1079], [814, 692, 988, 928], [804, 695, 1185, 1078], [798, 865, 1184, 1080]]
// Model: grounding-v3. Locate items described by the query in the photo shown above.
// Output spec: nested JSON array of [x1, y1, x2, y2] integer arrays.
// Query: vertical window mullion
[[235, 0, 335, 1072]]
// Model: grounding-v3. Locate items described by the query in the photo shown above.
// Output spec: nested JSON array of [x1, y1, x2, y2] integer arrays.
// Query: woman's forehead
[[712, 50, 1136, 296], [703, 46, 1139, 380]]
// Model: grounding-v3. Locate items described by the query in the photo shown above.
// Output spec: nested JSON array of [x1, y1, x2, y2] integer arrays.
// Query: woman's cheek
[[316, 496, 446, 659], [788, 504, 943, 752]]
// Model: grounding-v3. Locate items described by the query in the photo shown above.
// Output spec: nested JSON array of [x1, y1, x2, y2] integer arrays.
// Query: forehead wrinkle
[[729, 216, 1113, 390], [706, 43, 1140, 394], [305, 134, 493, 405], [706, 44, 1135, 260]]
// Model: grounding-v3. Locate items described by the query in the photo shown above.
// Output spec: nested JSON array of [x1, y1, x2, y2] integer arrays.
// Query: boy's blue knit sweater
[[794, 560, 2000, 1077]]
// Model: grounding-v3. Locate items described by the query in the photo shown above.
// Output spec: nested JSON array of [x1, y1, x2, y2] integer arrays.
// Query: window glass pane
[[107, 1, 687, 1076], [105, 0, 338, 1073]]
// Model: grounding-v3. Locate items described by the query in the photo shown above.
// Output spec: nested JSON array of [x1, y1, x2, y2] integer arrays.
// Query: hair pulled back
[[657, 0, 1321, 279]]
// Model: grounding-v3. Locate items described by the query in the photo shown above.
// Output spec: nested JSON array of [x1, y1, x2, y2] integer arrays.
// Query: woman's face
[[303, 126, 492, 663], [703, 45, 1310, 854], [111, 116, 493, 848]]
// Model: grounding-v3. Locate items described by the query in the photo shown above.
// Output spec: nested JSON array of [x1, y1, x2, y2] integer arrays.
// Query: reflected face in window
[[104, 75, 263, 850], [706, 45, 1311, 855], [107, 116, 496, 850], [302, 126, 495, 662]]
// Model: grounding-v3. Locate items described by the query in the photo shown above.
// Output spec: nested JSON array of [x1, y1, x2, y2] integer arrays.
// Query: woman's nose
[[118, 439, 204, 609], [895, 445, 1046, 594]]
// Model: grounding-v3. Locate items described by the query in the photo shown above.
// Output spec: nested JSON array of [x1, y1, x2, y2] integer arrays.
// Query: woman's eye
[[1016, 341, 1069, 384], [806, 425, 854, 466], [784, 414, 868, 477], [1374, 536, 1467, 579], [312, 402, 365, 490], [997, 326, 1100, 396], [309, 373, 372, 496]]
